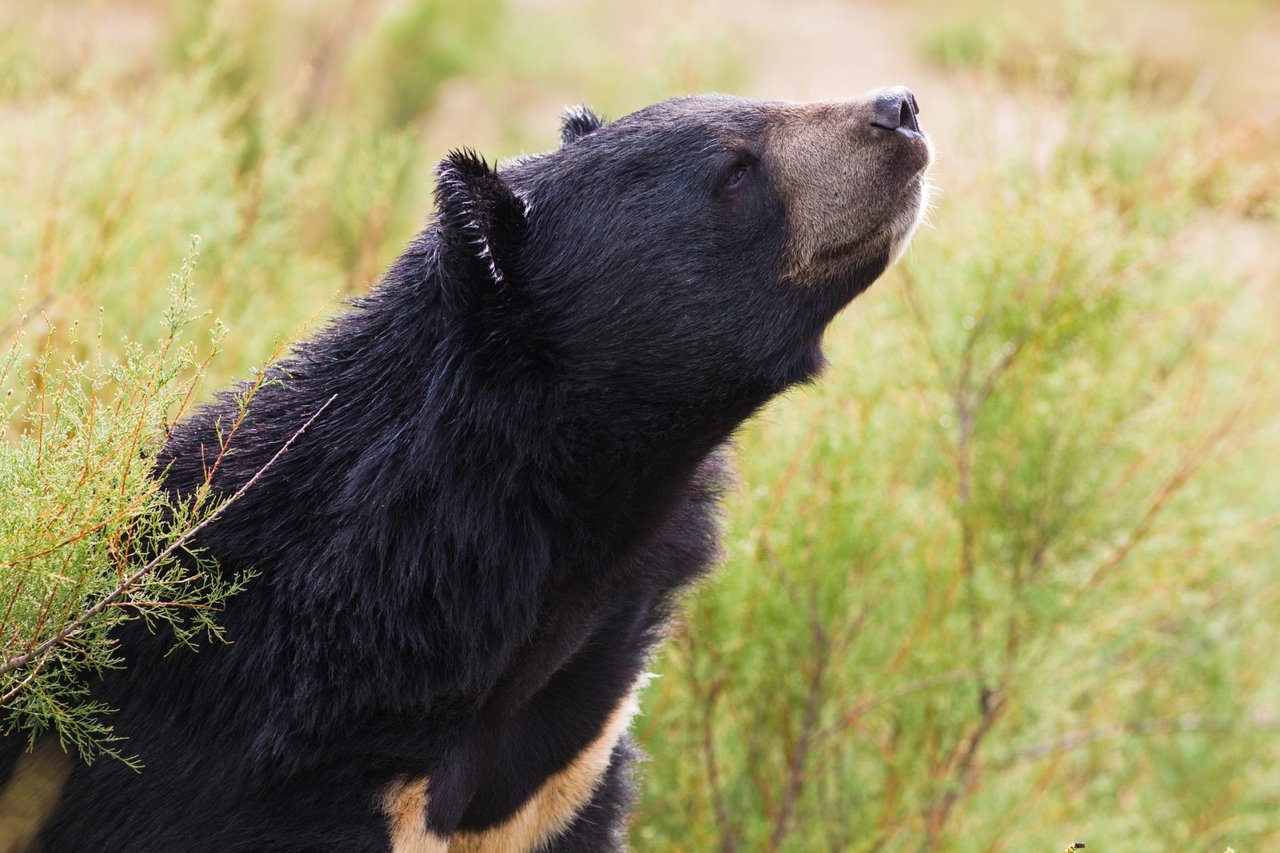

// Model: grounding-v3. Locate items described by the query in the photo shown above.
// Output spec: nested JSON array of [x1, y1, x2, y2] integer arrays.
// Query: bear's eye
[[722, 157, 755, 194]]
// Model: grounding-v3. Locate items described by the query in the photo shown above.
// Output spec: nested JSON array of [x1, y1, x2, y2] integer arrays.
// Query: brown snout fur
[[764, 90, 932, 282]]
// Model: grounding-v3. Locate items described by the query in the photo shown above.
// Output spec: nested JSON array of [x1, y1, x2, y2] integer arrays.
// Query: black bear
[[2, 88, 931, 851]]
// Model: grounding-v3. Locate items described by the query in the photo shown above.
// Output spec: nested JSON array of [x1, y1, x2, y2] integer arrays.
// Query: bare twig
[[824, 669, 987, 740], [1002, 709, 1280, 767], [681, 620, 741, 853], [924, 685, 1008, 849], [0, 655, 47, 705], [0, 294, 55, 343], [1082, 377, 1260, 592], [699, 676, 739, 853], [768, 596, 830, 851]]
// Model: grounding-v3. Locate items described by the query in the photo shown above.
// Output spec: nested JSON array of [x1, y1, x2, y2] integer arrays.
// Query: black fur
[[6, 93, 923, 852], [559, 104, 605, 146], [436, 149, 528, 297]]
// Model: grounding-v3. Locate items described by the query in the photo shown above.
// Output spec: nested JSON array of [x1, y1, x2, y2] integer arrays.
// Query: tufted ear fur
[[559, 104, 605, 147], [434, 150, 529, 313]]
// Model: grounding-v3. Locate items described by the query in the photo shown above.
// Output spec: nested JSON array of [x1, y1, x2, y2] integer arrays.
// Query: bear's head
[[432, 88, 932, 407]]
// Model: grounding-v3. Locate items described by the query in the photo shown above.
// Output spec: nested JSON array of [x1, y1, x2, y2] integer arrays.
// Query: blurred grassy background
[[1, 0, 1278, 849]]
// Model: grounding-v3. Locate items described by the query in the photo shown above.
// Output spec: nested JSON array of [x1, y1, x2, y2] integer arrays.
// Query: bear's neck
[[150, 247, 796, 771]]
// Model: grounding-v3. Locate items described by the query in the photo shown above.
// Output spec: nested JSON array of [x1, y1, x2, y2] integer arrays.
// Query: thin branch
[[681, 619, 741, 853], [699, 676, 739, 853], [823, 670, 987, 739], [1001, 709, 1280, 767], [769, 598, 830, 851], [924, 686, 1008, 849], [0, 292, 56, 343], [0, 655, 46, 705], [0, 394, 336, 683], [1083, 384, 1256, 591]]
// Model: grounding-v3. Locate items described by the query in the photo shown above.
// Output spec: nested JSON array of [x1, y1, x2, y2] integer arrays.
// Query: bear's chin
[[885, 173, 934, 267], [794, 175, 931, 296]]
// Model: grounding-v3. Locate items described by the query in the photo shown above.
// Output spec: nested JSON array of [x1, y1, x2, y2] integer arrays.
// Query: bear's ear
[[434, 149, 528, 308], [560, 104, 605, 147]]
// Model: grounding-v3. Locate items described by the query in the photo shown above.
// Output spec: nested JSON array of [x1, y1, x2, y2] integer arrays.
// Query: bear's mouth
[[799, 171, 933, 282]]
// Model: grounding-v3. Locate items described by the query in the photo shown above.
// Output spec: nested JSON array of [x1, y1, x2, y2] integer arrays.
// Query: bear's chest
[[381, 590, 661, 852], [379, 460, 728, 851], [382, 684, 640, 853]]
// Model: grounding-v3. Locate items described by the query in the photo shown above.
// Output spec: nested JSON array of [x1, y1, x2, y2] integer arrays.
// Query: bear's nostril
[[870, 87, 921, 137]]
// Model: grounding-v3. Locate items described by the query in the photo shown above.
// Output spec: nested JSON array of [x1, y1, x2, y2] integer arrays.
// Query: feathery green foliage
[[0, 242, 250, 765]]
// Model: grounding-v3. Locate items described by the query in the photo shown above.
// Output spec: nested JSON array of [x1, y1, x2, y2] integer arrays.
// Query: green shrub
[[635, 28, 1279, 853], [1, 2, 1276, 848], [0, 243, 249, 765]]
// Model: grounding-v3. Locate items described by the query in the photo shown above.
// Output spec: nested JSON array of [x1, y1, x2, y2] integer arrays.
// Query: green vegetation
[[639, 113, 1277, 853], [0, 244, 249, 764], [0, 0, 742, 766], [2, 0, 1277, 848], [633, 18, 1280, 851]]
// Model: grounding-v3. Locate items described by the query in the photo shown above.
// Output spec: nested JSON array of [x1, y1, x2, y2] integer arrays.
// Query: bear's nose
[[870, 87, 921, 137]]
